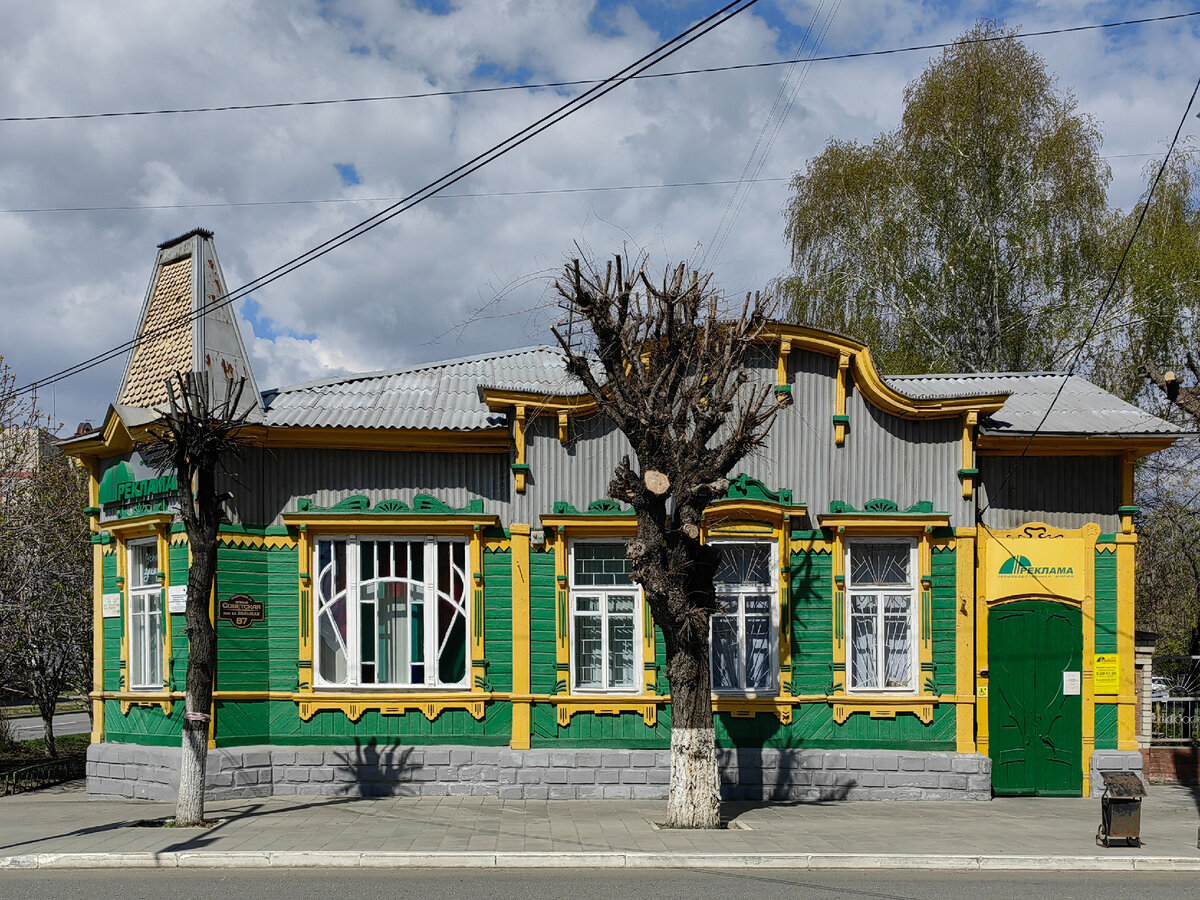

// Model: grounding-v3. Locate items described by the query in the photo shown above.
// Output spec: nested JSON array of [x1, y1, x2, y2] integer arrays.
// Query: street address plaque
[[218, 594, 265, 628]]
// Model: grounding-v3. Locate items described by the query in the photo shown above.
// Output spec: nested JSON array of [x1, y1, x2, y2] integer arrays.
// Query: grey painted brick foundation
[[87, 743, 992, 801], [1089, 750, 1144, 798]]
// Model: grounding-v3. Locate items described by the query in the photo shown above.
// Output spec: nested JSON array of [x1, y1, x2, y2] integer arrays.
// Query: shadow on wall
[[720, 747, 856, 802], [328, 738, 416, 797]]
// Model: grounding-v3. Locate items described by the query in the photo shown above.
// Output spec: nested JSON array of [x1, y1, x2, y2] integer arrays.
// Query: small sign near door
[[1063, 670, 1081, 696], [218, 594, 265, 628], [168, 585, 188, 614], [1093, 655, 1119, 694]]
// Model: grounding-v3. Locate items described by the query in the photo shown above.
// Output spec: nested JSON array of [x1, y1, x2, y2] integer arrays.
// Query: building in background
[[62, 231, 1183, 800]]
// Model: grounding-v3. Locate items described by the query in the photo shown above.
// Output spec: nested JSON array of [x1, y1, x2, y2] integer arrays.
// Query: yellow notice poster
[[1094, 654, 1120, 695]]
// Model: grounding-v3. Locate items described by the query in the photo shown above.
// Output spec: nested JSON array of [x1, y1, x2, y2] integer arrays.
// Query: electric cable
[[6, 0, 763, 400], [3, 10, 1196, 124]]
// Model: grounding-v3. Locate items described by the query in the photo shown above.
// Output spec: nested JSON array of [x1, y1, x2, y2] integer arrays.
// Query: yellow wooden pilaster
[[1081, 523, 1100, 797], [1116, 532, 1138, 750], [553, 527, 570, 694], [91, 540, 105, 742], [974, 532, 989, 759], [778, 517, 792, 696], [297, 525, 312, 691], [557, 409, 569, 444], [510, 523, 532, 749], [116, 535, 129, 696], [834, 352, 850, 446], [512, 404, 528, 493], [471, 525, 487, 691], [1120, 453, 1136, 535], [960, 411, 978, 499], [156, 523, 172, 690], [208, 576, 218, 750], [830, 528, 846, 690], [955, 529, 976, 753], [918, 532, 933, 690]]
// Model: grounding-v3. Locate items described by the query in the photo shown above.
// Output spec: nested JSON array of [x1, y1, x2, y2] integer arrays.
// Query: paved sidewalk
[[0, 780, 1197, 870]]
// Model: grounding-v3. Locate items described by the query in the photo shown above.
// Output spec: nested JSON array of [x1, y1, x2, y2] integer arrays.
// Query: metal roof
[[886, 372, 1186, 436], [262, 345, 582, 431]]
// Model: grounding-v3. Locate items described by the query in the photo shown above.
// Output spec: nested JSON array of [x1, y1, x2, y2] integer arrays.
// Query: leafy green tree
[[778, 21, 1111, 376]]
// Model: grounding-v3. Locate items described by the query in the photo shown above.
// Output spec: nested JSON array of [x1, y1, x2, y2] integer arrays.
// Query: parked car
[[1151, 676, 1171, 699]]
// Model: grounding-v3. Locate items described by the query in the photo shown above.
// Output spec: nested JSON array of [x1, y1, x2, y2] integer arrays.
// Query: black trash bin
[[1096, 771, 1146, 848]]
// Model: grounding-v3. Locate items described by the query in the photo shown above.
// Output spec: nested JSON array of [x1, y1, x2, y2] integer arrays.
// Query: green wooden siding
[[790, 548, 833, 695], [260, 700, 510, 746], [167, 543, 190, 691], [1094, 549, 1118, 655], [215, 545, 270, 692], [529, 547, 558, 695], [930, 547, 957, 695], [531, 705, 671, 748], [266, 544, 300, 692], [1095, 703, 1118, 750], [483, 548, 513, 692], [102, 699, 184, 746], [716, 703, 956, 749], [101, 550, 122, 693]]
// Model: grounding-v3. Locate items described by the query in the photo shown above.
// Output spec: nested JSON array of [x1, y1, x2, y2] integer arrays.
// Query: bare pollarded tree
[[143, 371, 250, 827], [552, 255, 782, 829]]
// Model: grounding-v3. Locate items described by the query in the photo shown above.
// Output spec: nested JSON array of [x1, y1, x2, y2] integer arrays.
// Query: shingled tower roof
[[116, 229, 263, 419]]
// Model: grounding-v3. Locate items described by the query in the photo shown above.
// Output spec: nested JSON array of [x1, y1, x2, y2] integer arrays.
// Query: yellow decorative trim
[[1116, 528, 1137, 750], [552, 530, 570, 692], [961, 411, 978, 499], [779, 518, 792, 697], [714, 695, 795, 725], [540, 514, 637, 537], [513, 404, 527, 493], [831, 696, 937, 725], [102, 512, 174, 538], [295, 694, 490, 723], [510, 524, 532, 749], [558, 409, 569, 444], [777, 338, 791, 390], [282, 513, 498, 535], [479, 388, 600, 417], [297, 525, 312, 691], [484, 536, 511, 553], [1120, 453, 1136, 535], [551, 695, 663, 727], [218, 532, 297, 549], [91, 540, 105, 743], [835, 351, 849, 445], [704, 499, 806, 532], [955, 531, 976, 753], [253, 424, 511, 453], [977, 434, 1176, 457], [818, 513, 951, 534]]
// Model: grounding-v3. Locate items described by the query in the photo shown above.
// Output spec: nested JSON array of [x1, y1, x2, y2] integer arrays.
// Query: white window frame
[[709, 540, 779, 696], [568, 539, 643, 694], [844, 538, 919, 694], [312, 535, 470, 690], [127, 538, 164, 691]]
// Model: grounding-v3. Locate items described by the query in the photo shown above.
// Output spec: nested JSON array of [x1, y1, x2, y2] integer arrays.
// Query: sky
[[1, 0, 1198, 433]]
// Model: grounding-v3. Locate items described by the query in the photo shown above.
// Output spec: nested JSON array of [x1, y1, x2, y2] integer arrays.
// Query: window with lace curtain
[[846, 539, 917, 692], [709, 541, 778, 694]]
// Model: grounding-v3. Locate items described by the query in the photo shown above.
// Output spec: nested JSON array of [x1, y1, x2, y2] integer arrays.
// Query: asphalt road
[[5, 711, 90, 742], [0, 870, 1196, 900]]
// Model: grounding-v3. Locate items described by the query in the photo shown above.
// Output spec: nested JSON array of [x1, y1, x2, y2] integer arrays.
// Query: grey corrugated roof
[[262, 346, 582, 431], [886, 372, 1186, 436]]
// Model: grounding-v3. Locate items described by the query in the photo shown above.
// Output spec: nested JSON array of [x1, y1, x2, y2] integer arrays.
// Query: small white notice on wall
[[101, 593, 121, 618], [1063, 671, 1081, 696], [168, 585, 188, 613]]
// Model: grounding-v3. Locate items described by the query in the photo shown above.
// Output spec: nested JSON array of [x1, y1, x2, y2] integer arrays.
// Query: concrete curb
[[3, 852, 1199, 871]]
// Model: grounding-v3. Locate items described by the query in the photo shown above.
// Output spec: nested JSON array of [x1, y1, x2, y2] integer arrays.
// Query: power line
[[976, 67, 1200, 520], [0, 150, 1168, 216], [0, 177, 792, 215], [8, 0, 763, 400], [3, 10, 1197, 124]]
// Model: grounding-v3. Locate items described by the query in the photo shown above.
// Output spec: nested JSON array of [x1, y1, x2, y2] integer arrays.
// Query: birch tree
[[553, 255, 780, 828]]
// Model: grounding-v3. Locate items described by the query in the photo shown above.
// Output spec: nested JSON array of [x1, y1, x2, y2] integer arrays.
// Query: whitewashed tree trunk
[[666, 726, 719, 828], [176, 715, 208, 825]]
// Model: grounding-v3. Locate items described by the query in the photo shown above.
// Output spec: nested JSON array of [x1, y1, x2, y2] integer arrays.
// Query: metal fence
[[1150, 654, 1200, 745], [0, 754, 87, 796]]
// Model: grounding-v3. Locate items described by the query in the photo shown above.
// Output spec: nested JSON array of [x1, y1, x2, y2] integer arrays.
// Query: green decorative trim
[[551, 499, 630, 515], [110, 501, 173, 520], [773, 384, 792, 397], [510, 463, 532, 475], [722, 473, 793, 506], [295, 494, 484, 515], [956, 468, 979, 478], [91, 533, 113, 545], [834, 574, 845, 585], [473, 674, 494, 692], [831, 414, 850, 425], [552, 679, 567, 695], [1098, 533, 1118, 544], [83, 506, 100, 517], [828, 498, 936, 515], [1117, 505, 1140, 516]]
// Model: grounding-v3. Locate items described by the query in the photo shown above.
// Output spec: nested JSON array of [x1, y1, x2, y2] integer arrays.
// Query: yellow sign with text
[[1094, 654, 1120, 695], [984, 534, 1086, 601]]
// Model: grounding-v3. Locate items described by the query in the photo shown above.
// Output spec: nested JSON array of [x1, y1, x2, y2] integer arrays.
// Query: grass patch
[[2, 701, 88, 717], [0, 733, 90, 777]]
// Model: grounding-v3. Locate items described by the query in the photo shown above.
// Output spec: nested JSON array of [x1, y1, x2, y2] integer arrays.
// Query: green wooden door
[[988, 600, 1083, 796]]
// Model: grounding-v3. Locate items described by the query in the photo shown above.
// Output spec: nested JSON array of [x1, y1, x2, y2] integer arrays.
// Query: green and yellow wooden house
[[63, 231, 1182, 800]]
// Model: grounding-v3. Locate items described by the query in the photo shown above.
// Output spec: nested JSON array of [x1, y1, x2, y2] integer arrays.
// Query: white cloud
[[0, 0, 1197, 431]]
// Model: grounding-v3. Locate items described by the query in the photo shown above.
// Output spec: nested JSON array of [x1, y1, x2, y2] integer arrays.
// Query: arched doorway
[[988, 599, 1082, 796]]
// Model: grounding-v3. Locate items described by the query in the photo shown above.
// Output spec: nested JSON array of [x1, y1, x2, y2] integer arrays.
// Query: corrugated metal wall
[[215, 348, 1117, 533], [976, 455, 1121, 531]]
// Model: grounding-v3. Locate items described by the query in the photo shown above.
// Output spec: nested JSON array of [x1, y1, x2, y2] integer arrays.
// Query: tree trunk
[[664, 642, 719, 828], [175, 524, 217, 827], [41, 715, 57, 759]]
